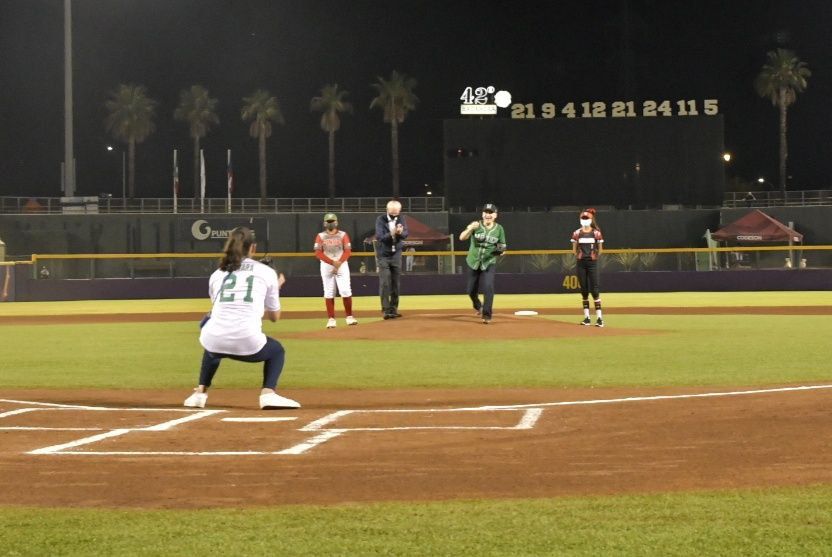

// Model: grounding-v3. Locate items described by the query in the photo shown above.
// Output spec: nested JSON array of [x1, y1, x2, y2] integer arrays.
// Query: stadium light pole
[[63, 0, 76, 197]]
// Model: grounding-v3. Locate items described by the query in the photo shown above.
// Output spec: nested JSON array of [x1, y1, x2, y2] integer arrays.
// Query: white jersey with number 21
[[199, 257, 281, 356]]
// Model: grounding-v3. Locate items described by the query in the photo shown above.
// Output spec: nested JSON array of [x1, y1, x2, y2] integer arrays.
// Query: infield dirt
[[2, 384, 831, 509]]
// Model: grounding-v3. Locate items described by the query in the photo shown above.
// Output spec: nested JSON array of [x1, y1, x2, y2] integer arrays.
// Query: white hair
[[386, 200, 402, 211]]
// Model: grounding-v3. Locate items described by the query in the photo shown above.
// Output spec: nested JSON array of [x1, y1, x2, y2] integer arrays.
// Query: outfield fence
[[15, 246, 832, 281]]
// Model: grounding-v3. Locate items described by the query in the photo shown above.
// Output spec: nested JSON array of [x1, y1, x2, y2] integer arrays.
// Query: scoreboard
[[443, 115, 725, 208]]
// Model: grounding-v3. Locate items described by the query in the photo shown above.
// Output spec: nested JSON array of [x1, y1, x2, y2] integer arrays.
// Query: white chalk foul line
[[277, 429, 348, 455], [1, 427, 105, 431], [52, 428, 349, 457], [25, 409, 222, 455], [142, 410, 222, 431], [302, 410, 354, 431], [473, 384, 832, 411], [51, 451, 267, 456], [28, 429, 133, 455], [0, 408, 41, 419], [1, 399, 109, 410], [0, 399, 213, 412]]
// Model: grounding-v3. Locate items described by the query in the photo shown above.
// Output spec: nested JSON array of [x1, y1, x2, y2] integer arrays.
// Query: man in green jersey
[[459, 203, 507, 324]]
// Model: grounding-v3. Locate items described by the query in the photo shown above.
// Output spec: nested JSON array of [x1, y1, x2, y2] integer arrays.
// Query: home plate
[[221, 417, 298, 422], [513, 310, 539, 316]]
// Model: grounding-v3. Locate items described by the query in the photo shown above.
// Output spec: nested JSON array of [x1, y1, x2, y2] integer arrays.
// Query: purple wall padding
[[9, 269, 831, 302]]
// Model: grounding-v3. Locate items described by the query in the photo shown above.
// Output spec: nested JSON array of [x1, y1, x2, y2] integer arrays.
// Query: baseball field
[[1, 291, 832, 555]]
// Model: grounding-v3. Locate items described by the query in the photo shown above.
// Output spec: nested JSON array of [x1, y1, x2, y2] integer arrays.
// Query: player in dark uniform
[[570, 208, 604, 327]]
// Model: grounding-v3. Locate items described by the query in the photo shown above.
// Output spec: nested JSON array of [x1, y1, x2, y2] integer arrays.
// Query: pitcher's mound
[[286, 313, 655, 341]]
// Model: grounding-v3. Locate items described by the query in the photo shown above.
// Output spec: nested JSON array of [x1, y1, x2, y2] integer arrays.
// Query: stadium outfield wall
[[8, 266, 832, 302], [2, 207, 831, 301], [2, 207, 832, 255]]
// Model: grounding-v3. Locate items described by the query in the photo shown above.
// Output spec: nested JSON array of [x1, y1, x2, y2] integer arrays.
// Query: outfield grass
[[2, 292, 831, 555], [2, 486, 832, 556]]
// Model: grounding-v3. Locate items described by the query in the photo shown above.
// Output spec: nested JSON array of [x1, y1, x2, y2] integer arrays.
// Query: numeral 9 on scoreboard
[[509, 99, 719, 119]]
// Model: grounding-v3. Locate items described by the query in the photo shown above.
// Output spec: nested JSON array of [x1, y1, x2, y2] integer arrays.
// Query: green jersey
[[466, 223, 507, 270]]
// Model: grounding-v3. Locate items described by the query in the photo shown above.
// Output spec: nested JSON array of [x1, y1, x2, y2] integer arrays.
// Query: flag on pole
[[227, 149, 234, 196], [173, 149, 179, 214], [199, 149, 206, 214], [226, 149, 233, 214]]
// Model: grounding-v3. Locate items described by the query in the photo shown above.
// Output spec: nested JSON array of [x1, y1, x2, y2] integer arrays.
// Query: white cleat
[[183, 391, 208, 408], [345, 315, 358, 326], [259, 392, 301, 410], [326, 318, 337, 329]]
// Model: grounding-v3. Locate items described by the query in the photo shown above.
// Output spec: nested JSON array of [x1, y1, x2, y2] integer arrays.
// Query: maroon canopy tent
[[711, 210, 802, 243], [363, 216, 454, 272], [711, 210, 803, 269]]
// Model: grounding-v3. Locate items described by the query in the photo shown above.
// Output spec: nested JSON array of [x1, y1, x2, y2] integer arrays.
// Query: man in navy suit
[[375, 200, 409, 319]]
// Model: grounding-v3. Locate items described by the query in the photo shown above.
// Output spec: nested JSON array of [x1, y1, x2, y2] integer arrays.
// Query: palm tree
[[174, 85, 219, 198], [754, 49, 811, 195], [311, 84, 353, 199], [370, 71, 419, 198], [241, 89, 285, 200], [104, 84, 157, 198]]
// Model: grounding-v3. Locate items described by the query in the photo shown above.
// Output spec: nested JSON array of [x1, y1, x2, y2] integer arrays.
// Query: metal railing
[[4, 191, 831, 214], [723, 190, 832, 208], [0, 196, 445, 215]]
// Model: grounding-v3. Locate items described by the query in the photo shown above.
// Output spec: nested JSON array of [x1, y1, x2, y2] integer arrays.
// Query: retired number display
[[510, 99, 719, 119]]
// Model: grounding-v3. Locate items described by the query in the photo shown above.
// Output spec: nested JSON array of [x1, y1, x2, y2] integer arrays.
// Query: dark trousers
[[467, 264, 496, 319], [199, 337, 285, 390], [378, 253, 402, 315], [576, 259, 601, 300]]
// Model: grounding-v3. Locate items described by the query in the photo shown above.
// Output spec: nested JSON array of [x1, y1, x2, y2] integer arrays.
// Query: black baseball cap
[[483, 203, 498, 213]]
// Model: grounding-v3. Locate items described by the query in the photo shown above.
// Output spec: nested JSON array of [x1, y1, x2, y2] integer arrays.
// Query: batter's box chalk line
[[4, 383, 831, 457]]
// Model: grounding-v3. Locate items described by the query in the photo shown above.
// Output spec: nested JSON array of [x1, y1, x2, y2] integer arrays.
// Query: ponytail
[[219, 227, 255, 271]]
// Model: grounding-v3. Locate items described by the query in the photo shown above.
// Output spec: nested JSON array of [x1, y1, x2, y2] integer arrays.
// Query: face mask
[[580, 218, 592, 227], [325, 222, 337, 231]]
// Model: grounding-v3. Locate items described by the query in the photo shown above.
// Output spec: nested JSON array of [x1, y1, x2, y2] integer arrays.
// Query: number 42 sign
[[460, 86, 512, 115]]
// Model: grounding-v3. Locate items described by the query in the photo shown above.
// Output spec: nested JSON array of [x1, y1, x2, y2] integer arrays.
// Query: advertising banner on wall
[[182, 218, 269, 244]]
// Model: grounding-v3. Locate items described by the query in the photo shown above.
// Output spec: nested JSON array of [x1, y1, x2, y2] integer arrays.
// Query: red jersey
[[314, 230, 352, 265], [571, 228, 604, 260]]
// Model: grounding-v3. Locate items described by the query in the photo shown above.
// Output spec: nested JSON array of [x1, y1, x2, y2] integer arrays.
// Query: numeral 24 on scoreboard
[[510, 100, 718, 119]]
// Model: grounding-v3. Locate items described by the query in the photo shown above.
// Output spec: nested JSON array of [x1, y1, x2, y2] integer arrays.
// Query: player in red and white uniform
[[314, 213, 357, 328], [570, 208, 605, 327]]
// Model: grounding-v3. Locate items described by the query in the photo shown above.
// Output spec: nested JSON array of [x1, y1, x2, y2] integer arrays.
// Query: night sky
[[1, 0, 830, 199]]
